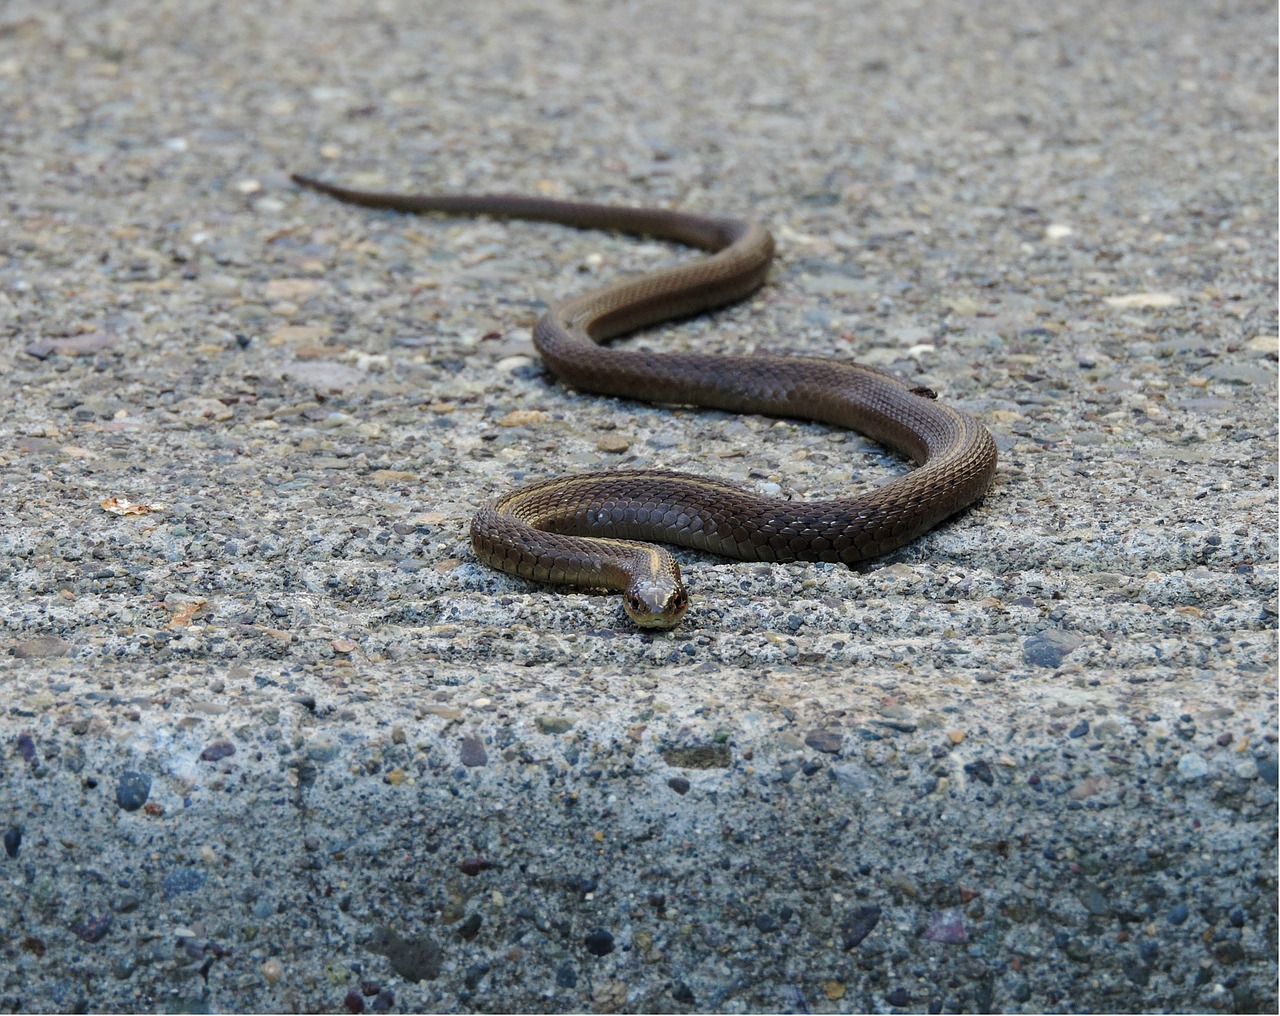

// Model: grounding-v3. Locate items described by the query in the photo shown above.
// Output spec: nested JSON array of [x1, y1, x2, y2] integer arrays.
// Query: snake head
[[622, 581, 689, 628]]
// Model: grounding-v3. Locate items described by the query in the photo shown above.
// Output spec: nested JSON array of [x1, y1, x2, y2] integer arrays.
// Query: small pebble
[[841, 906, 881, 949], [161, 867, 207, 899], [71, 913, 112, 943], [804, 728, 843, 754], [200, 740, 236, 762], [115, 771, 152, 812], [923, 909, 967, 943], [964, 760, 994, 786], [456, 914, 482, 940], [1177, 753, 1209, 781], [584, 929, 614, 956], [1023, 630, 1083, 668], [459, 736, 488, 767], [555, 963, 577, 988]]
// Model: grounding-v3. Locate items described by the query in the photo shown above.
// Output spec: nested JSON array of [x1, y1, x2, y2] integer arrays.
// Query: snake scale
[[292, 174, 997, 627]]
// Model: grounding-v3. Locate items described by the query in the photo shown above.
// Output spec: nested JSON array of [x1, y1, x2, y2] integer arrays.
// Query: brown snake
[[292, 174, 997, 628]]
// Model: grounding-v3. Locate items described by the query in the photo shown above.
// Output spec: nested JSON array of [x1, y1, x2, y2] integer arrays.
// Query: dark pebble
[[584, 929, 614, 956], [667, 776, 691, 795], [116, 771, 152, 811], [1022, 629, 1082, 668], [886, 987, 911, 1006], [458, 856, 491, 876], [456, 913, 482, 940], [199, 740, 236, 762], [71, 913, 112, 943], [342, 989, 365, 1014], [964, 760, 994, 786], [555, 963, 577, 988], [1214, 940, 1245, 964], [3, 826, 20, 858], [1068, 720, 1090, 739], [161, 867, 207, 899], [754, 913, 781, 933], [360, 981, 381, 997], [661, 744, 731, 769], [17, 733, 36, 764], [566, 873, 597, 895], [367, 926, 442, 982], [841, 905, 882, 949], [805, 728, 843, 753], [671, 982, 694, 1004], [1124, 957, 1151, 986], [370, 990, 394, 1012], [1168, 902, 1190, 926], [459, 735, 487, 767], [1229, 908, 1245, 928], [1254, 755, 1278, 786]]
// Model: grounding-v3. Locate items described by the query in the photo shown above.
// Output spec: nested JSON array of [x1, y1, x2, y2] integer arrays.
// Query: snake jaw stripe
[[292, 173, 998, 629]]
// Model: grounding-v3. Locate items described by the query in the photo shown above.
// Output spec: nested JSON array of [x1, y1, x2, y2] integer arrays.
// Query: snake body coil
[[293, 174, 997, 627]]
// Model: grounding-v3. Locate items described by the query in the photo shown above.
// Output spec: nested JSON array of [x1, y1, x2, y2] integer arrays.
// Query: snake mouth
[[623, 583, 689, 629]]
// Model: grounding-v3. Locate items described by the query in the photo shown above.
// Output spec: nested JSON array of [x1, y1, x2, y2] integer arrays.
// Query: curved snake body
[[292, 174, 997, 627]]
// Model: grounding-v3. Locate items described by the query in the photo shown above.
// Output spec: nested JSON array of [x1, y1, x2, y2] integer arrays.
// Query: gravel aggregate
[[1, 0, 1277, 1012]]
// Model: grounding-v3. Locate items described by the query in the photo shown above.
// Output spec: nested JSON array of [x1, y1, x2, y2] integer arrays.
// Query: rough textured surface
[[1, 0, 1276, 1012]]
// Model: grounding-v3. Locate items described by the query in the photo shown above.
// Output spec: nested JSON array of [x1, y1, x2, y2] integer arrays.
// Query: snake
[[292, 173, 997, 628]]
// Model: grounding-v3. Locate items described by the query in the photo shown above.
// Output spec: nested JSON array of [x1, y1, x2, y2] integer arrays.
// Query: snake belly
[[292, 174, 997, 628]]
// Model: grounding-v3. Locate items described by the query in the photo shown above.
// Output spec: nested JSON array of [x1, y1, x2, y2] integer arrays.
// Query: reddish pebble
[[459, 856, 491, 876], [343, 989, 365, 1013], [200, 740, 236, 762], [923, 909, 967, 944]]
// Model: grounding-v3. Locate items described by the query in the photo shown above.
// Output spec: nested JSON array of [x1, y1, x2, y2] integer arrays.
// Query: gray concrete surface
[[1, 0, 1276, 1011]]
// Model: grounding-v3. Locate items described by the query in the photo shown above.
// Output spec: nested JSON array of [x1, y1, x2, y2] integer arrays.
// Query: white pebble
[[1177, 753, 1209, 781]]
